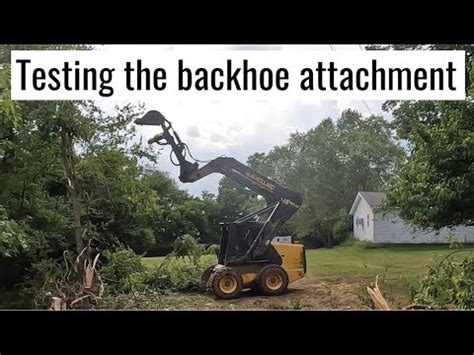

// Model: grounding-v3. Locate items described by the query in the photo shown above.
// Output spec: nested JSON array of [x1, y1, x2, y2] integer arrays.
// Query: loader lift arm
[[135, 110, 302, 265]]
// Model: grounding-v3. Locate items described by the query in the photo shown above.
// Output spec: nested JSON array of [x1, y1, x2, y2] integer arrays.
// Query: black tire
[[201, 265, 215, 287], [256, 265, 289, 296], [211, 269, 243, 300]]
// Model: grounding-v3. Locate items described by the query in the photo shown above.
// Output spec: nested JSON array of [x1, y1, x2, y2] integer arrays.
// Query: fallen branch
[[50, 239, 103, 310], [367, 275, 430, 310], [366, 275, 390, 310]]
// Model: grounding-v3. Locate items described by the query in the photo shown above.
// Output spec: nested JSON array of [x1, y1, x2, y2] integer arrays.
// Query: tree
[[0, 45, 157, 258], [386, 100, 474, 228], [0, 45, 230, 303], [332, 209, 353, 244], [248, 110, 404, 243], [380, 45, 474, 228], [78, 148, 160, 253], [215, 176, 265, 223]]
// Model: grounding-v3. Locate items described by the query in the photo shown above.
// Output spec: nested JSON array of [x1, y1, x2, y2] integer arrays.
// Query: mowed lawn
[[143, 244, 473, 282], [141, 244, 473, 307]]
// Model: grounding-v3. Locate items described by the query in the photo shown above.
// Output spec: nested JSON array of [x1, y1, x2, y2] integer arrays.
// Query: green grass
[[303, 243, 474, 307], [142, 244, 474, 307], [143, 244, 468, 280], [306, 244, 465, 281]]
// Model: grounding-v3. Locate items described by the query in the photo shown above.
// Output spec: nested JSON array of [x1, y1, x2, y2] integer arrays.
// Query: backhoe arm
[[135, 110, 302, 261]]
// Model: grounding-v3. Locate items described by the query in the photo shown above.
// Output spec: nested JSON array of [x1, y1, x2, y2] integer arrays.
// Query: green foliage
[[19, 258, 63, 308], [0, 205, 29, 257], [382, 44, 474, 229], [0, 63, 21, 132], [470, 59, 474, 97], [332, 209, 353, 244], [98, 291, 164, 309], [0, 43, 218, 292], [215, 177, 265, 222], [413, 251, 474, 309], [249, 109, 403, 242], [146, 235, 213, 293], [100, 248, 148, 294], [101, 235, 213, 296], [78, 149, 160, 253], [387, 100, 474, 229], [339, 237, 381, 249], [147, 261, 204, 293], [340, 236, 356, 247], [352, 240, 382, 250], [172, 234, 207, 264]]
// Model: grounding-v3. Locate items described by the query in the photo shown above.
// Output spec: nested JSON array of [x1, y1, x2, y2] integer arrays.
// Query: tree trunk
[[59, 129, 84, 254]]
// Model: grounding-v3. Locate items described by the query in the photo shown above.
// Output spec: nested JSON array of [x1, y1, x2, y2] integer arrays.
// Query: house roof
[[349, 191, 386, 215]]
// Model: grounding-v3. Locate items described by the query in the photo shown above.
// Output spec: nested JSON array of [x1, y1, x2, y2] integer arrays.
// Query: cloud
[[97, 45, 390, 196], [185, 125, 201, 138], [126, 98, 390, 196]]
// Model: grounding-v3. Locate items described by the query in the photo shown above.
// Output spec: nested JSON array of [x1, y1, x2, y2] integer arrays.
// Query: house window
[[356, 218, 364, 228], [367, 214, 370, 226]]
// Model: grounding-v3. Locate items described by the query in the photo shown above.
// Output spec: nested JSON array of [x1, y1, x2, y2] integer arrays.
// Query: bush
[[340, 236, 356, 246], [173, 234, 206, 262], [332, 209, 352, 244], [101, 248, 148, 294], [20, 243, 104, 309], [100, 235, 215, 296], [146, 261, 205, 293], [19, 258, 63, 308], [341, 239, 381, 249], [353, 240, 382, 249], [0, 205, 29, 258], [145, 235, 215, 293], [145, 243, 174, 257], [413, 251, 474, 309]]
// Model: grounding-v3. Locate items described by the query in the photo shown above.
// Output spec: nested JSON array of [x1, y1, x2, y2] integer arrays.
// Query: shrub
[[146, 261, 205, 293], [172, 234, 207, 264], [19, 240, 105, 310], [145, 243, 174, 257], [19, 258, 63, 308], [101, 248, 148, 294], [145, 235, 214, 293], [101, 235, 215, 296], [353, 240, 382, 249], [341, 236, 356, 246], [413, 251, 474, 309], [0, 205, 29, 258], [332, 209, 352, 244]]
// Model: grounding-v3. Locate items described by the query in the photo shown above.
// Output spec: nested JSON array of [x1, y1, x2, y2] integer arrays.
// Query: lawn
[[143, 244, 470, 280], [142, 243, 474, 307], [305, 244, 465, 281]]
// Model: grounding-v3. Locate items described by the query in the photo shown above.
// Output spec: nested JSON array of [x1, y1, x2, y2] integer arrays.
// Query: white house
[[349, 191, 474, 244]]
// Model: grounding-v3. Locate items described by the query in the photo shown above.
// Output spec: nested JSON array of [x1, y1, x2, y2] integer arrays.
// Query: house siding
[[352, 197, 374, 242], [373, 210, 474, 244]]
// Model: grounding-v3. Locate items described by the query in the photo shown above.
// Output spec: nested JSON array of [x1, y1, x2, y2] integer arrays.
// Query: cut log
[[51, 297, 66, 310], [367, 276, 390, 310]]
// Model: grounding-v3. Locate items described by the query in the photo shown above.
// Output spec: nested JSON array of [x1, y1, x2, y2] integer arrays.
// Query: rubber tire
[[201, 265, 215, 287], [211, 269, 243, 300], [256, 265, 289, 296]]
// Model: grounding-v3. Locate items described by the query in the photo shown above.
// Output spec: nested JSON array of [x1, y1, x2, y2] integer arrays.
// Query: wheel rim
[[266, 272, 283, 290], [218, 275, 238, 294]]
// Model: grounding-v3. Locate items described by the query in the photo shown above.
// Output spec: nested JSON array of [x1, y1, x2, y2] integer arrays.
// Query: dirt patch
[[152, 277, 369, 310]]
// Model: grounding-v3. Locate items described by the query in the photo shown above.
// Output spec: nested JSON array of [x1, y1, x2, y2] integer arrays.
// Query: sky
[[96, 45, 391, 196]]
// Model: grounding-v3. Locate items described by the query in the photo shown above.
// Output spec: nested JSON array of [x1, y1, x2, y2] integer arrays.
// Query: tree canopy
[[381, 44, 474, 228], [248, 109, 404, 243]]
